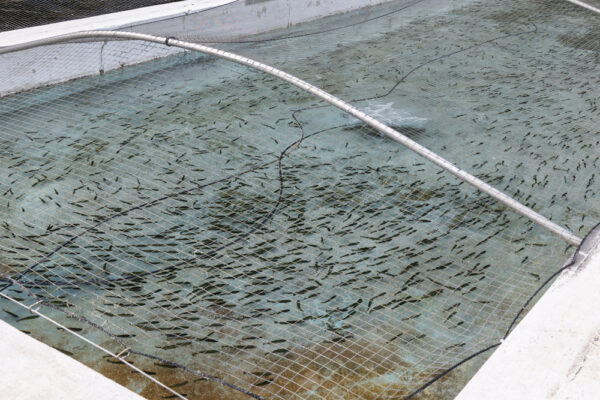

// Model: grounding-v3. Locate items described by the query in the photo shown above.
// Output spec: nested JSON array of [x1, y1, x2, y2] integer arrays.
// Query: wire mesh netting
[[1, 0, 599, 399], [0, 0, 182, 32]]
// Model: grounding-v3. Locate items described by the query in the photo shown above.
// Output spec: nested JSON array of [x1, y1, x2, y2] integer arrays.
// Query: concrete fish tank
[[0, 0, 599, 399]]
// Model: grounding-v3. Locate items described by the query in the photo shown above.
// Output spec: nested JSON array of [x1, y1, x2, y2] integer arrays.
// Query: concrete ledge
[[0, 0, 397, 96], [0, 0, 234, 47], [0, 319, 144, 400], [456, 226, 600, 399]]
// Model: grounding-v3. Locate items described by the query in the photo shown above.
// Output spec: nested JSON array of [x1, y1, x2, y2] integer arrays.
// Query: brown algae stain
[[0, 262, 14, 276]]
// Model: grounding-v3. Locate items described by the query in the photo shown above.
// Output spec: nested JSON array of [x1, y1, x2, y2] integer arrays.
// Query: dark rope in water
[[188, 0, 428, 44], [1, 122, 350, 290], [404, 343, 500, 400], [290, 21, 538, 124], [403, 222, 600, 399]]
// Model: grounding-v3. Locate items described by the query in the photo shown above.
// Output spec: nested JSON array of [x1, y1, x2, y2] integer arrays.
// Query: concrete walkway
[[0, 319, 145, 400], [457, 232, 600, 399]]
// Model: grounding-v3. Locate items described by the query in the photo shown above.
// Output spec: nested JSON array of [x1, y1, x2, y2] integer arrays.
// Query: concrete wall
[[0, 0, 397, 96]]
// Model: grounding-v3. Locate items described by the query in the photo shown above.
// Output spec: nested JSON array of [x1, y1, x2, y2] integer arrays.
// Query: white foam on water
[[363, 101, 429, 127]]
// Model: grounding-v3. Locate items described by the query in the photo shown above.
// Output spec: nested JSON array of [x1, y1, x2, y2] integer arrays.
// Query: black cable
[[290, 21, 538, 124], [180, 0, 427, 44], [504, 222, 600, 339], [404, 343, 500, 400], [2, 123, 352, 290], [403, 223, 600, 399]]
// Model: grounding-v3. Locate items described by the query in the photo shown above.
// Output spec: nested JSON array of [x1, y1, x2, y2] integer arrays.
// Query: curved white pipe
[[566, 0, 600, 14]]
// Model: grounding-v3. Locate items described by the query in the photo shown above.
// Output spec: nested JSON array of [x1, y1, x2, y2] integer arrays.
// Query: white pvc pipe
[[566, 0, 600, 14], [0, 31, 583, 246]]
